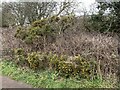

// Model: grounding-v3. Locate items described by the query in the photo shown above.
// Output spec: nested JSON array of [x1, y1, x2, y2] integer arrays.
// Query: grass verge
[[0, 60, 119, 88]]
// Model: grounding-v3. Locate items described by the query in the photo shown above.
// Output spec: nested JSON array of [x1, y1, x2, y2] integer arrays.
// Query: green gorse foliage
[[14, 48, 97, 79]]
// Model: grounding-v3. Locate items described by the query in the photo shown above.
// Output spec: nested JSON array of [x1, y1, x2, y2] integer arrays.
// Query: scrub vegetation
[[1, 1, 120, 88]]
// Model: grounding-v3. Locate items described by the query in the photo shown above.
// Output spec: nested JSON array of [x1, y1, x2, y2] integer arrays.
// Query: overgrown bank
[[13, 15, 119, 80], [1, 15, 120, 87], [1, 1, 120, 88], [1, 60, 119, 88]]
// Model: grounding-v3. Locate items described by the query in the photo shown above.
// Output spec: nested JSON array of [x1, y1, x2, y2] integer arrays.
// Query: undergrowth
[[0, 60, 119, 88]]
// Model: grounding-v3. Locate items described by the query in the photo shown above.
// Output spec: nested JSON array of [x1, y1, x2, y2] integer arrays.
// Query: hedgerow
[[14, 48, 97, 79]]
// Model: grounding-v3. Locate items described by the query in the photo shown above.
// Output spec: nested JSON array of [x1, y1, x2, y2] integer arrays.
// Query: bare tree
[[2, 1, 78, 26], [2, 2, 16, 27]]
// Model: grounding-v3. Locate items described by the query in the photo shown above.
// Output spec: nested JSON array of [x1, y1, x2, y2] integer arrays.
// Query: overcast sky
[[0, 0, 96, 15], [0, 0, 96, 6]]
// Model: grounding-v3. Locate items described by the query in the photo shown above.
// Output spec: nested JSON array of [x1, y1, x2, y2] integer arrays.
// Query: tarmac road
[[0, 76, 32, 88]]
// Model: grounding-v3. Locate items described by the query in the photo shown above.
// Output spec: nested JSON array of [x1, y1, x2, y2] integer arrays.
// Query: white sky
[[0, 0, 96, 6], [0, 0, 96, 15]]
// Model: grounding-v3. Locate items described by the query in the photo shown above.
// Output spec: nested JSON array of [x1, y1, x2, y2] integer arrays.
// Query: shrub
[[48, 53, 72, 77], [48, 53, 96, 78], [58, 61, 74, 77], [14, 15, 75, 52], [49, 15, 60, 23], [56, 55, 96, 79], [24, 35, 36, 44], [27, 52, 40, 69], [15, 55, 26, 65], [14, 48, 24, 55], [13, 48, 97, 79], [39, 52, 49, 69], [14, 26, 27, 40], [73, 55, 96, 79], [26, 52, 49, 70], [14, 48, 26, 66], [48, 53, 59, 70], [32, 19, 47, 28]]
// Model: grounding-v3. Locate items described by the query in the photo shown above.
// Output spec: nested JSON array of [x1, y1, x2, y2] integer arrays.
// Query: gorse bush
[[58, 61, 74, 77], [14, 15, 75, 51], [13, 48, 97, 79], [15, 26, 27, 40], [27, 52, 49, 69], [14, 48, 26, 66], [48, 53, 60, 70], [48, 54, 96, 78], [27, 52, 40, 69], [14, 48, 24, 55], [48, 53, 68, 70], [62, 55, 96, 78]]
